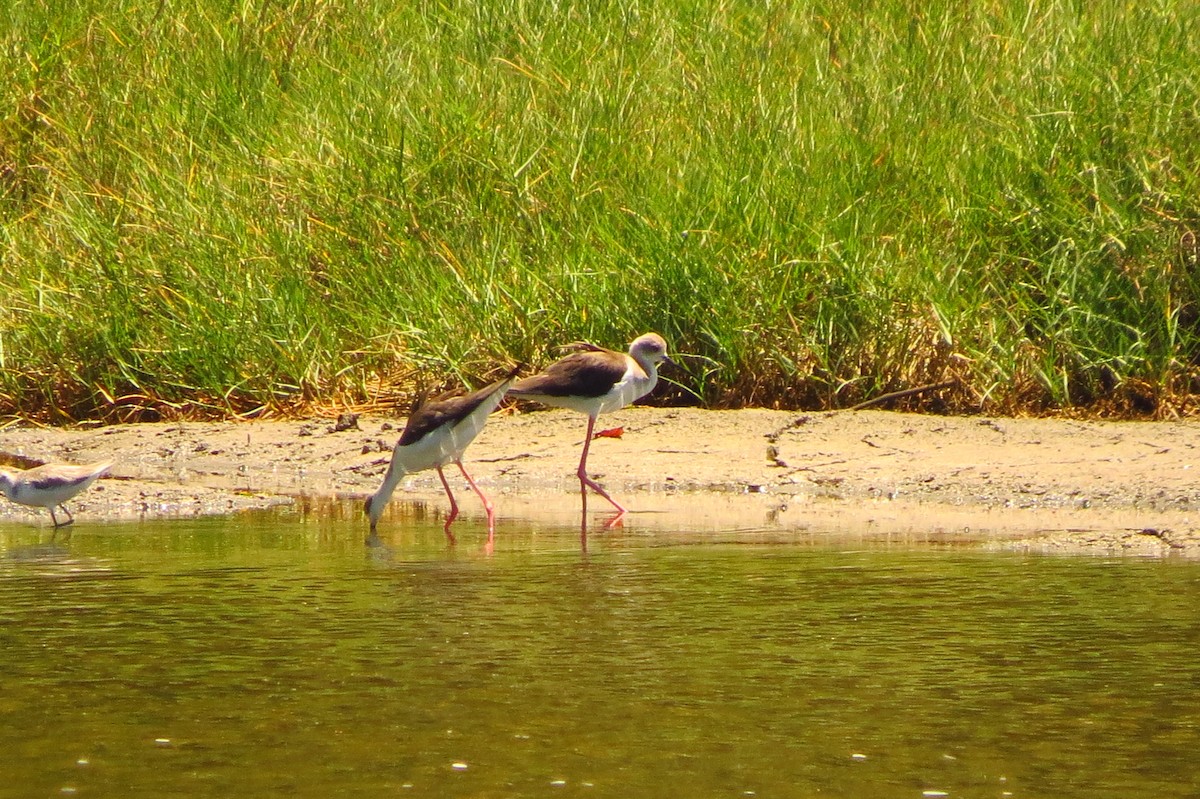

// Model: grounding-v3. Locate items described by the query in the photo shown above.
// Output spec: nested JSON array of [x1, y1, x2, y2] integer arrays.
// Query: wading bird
[[508, 333, 674, 524], [0, 461, 114, 528], [365, 367, 519, 543]]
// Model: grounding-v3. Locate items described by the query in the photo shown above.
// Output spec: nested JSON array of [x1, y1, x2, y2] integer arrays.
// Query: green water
[[1, 509, 1198, 798]]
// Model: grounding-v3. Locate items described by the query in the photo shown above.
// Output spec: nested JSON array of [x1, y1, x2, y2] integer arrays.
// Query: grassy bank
[[2, 0, 1199, 421]]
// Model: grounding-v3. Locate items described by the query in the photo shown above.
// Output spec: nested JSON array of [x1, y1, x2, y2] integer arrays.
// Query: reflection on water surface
[[1, 510, 1198, 798]]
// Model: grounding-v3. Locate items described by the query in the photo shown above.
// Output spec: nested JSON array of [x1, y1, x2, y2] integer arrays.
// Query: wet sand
[[2, 408, 1198, 556]]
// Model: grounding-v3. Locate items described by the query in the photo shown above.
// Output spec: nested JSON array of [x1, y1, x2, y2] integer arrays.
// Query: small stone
[[333, 413, 360, 432]]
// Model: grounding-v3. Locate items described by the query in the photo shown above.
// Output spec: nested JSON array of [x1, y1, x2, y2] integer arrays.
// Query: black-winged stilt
[[365, 367, 519, 543], [509, 333, 674, 523]]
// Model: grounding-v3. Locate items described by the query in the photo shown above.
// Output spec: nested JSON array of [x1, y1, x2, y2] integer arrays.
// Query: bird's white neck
[[631, 355, 661, 390], [366, 463, 407, 528]]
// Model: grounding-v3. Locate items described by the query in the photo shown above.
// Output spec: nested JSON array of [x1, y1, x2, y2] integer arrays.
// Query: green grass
[[2, 0, 1199, 420]]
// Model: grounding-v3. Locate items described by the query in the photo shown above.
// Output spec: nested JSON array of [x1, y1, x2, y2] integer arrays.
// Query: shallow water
[[1, 505, 1198, 798]]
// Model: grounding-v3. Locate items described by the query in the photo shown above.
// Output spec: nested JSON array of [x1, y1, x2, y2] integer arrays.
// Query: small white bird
[[365, 367, 520, 542], [508, 332, 674, 517], [0, 461, 114, 527]]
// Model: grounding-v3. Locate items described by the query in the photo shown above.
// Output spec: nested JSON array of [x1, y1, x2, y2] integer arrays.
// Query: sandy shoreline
[[2, 408, 1198, 557]]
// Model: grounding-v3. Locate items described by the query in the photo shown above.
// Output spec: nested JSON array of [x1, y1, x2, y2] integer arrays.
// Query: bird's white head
[[364, 494, 383, 533], [628, 333, 674, 373]]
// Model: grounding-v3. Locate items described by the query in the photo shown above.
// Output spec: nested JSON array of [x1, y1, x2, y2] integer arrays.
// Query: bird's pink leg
[[603, 512, 625, 530], [456, 461, 496, 536], [579, 475, 589, 541], [578, 415, 627, 514], [436, 467, 459, 545], [579, 463, 589, 543]]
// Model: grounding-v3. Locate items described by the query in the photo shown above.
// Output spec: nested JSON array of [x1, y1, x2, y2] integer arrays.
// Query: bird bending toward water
[[365, 367, 520, 543], [508, 332, 674, 521], [0, 461, 114, 527]]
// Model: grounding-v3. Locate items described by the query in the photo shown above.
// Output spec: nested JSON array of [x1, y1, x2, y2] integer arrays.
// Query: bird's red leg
[[457, 461, 496, 536], [436, 467, 459, 545], [577, 415, 627, 514]]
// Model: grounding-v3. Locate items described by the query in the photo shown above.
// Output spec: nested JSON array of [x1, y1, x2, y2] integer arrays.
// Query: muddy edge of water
[[2, 408, 1198, 556]]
